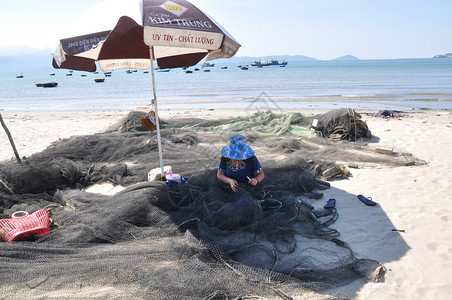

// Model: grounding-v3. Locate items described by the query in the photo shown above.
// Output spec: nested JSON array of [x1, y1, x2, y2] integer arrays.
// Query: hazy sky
[[1, 0, 451, 59]]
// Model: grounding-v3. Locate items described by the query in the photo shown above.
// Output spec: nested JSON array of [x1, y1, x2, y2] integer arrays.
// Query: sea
[[1, 58, 451, 112]]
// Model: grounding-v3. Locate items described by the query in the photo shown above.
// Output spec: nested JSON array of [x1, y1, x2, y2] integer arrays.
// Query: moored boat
[[251, 59, 288, 67], [94, 78, 105, 83], [202, 62, 215, 67], [36, 82, 58, 88]]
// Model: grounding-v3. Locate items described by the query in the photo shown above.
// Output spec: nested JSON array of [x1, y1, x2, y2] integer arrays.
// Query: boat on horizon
[[251, 59, 288, 67], [36, 82, 58, 88], [202, 62, 215, 68], [16, 73, 23, 78]]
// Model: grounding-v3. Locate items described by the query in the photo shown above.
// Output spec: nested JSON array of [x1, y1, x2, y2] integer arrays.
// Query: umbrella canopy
[[52, 0, 240, 175], [52, 0, 240, 71]]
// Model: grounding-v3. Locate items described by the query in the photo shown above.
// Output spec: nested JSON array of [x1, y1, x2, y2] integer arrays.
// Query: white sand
[[1, 108, 451, 299]]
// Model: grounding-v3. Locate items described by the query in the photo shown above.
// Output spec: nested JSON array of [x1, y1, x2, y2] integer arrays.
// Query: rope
[[177, 218, 201, 228]]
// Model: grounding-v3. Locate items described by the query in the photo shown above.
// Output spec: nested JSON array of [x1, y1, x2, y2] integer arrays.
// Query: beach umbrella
[[52, 0, 241, 175]]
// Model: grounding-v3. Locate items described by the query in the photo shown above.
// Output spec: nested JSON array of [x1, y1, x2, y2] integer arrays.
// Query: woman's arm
[[249, 169, 265, 186], [217, 169, 238, 192]]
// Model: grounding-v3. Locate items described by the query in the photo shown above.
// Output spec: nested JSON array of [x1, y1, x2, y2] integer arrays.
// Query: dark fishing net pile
[[0, 109, 424, 299]]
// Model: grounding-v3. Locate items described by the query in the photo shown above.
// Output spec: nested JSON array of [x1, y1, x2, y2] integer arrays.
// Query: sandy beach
[[0, 108, 451, 299]]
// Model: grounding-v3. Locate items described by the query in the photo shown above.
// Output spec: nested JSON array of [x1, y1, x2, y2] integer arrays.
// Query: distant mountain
[[332, 55, 359, 61], [0, 49, 54, 72], [433, 53, 452, 58], [235, 55, 316, 62], [0, 51, 318, 71], [3, 49, 362, 72]]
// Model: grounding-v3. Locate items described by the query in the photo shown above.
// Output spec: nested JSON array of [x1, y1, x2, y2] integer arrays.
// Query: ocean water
[[1, 58, 451, 112]]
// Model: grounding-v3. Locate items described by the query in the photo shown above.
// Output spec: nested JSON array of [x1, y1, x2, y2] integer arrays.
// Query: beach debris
[[367, 110, 405, 118], [141, 111, 158, 132], [148, 166, 172, 181], [339, 165, 351, 177], [26, 276, 49, 289], [315, 164, 350, 181], [374, 147, 393, 155]]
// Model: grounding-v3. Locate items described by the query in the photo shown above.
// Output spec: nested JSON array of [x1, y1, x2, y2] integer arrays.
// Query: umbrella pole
[[149, 47, 165, 177]]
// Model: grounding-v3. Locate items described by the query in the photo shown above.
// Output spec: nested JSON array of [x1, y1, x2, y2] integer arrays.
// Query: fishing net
[[179, 108, 371, 141], [0, 109, 424, 299]]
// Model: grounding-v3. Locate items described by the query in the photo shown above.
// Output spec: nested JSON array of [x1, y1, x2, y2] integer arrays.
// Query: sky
[[0, 0, 451, 60]]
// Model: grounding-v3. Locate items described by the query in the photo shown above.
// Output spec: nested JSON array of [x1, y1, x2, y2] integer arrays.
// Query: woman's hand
[[228, 178, 238, 192], [248, 178, 259, 186]]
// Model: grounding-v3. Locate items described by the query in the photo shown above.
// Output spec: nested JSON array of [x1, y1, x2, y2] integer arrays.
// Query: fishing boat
[[94, 78, 105, 83], [36, 82, 58, 88], [251, 59, 288, 67], [202, 62, 215, 67]]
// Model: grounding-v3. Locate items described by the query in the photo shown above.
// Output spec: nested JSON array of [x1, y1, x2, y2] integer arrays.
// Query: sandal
[[324, 198, 336, 209], [357, 194, 377, 206]]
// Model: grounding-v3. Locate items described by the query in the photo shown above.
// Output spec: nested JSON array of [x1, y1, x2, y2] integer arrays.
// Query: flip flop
[[324, 198, 336, 209], [357, 194, 377, 206]]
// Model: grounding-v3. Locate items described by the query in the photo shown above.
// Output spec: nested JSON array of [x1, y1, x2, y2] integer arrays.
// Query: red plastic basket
[[0, 209, 50, 242]]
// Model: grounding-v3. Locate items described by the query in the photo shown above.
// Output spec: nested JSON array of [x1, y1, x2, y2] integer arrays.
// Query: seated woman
[[217, 134, 265, 192]]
